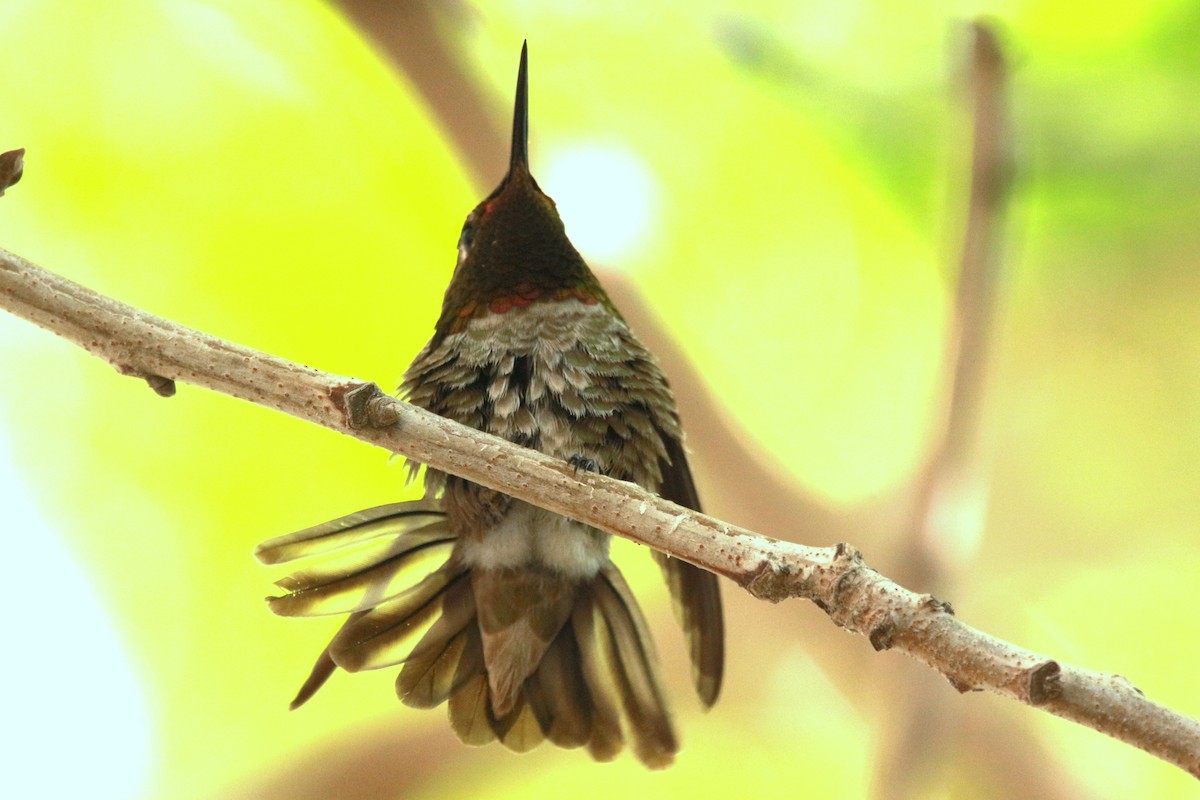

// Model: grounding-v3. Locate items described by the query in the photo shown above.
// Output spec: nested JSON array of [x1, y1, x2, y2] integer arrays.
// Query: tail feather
[[447, 668, 548, 754], [255, 502, 444, 564], [489, 694, 545, 753], [288, 643, 340, 711], [448, 671, 495, 746], [473, 568, 580, 717], [524, 625, 592, 750], [570, 593, 625, 763], [330, 568, 470, 672], [497, 701, 545, 753], [594, 565, 677, 769], [262, 501, 686, 768], [396, 612, 480, 709], [268, 527, 453, 617]]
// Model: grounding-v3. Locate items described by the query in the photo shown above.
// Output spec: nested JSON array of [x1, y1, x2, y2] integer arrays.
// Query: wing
[[653, 431, 724, 707]]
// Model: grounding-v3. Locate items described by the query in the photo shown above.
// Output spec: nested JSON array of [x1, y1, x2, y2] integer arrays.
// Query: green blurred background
[[1, 1, 1198, 798]]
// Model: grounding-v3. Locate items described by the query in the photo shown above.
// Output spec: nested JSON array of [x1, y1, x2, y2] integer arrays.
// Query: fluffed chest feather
[[402, 298, 681, 490]]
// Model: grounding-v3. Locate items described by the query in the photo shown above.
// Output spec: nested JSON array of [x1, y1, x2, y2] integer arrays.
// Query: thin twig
[[0, 149, 24, 196], [1, 245, 1197, 778]]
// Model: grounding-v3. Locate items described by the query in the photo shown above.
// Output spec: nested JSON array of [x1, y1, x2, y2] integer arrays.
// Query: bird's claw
[[568, 454, 598, 475]]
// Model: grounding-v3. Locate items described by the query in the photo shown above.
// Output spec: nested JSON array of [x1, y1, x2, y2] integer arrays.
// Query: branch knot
[[337, 381, 400, 429], [1026, 660, 1062, 705]]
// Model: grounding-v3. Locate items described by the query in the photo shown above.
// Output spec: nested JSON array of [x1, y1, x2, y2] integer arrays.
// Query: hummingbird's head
[[435, 43, 609, 338]]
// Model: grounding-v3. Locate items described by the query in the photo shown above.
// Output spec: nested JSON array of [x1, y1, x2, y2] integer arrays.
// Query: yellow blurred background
[[1, 1, 1198, 798]]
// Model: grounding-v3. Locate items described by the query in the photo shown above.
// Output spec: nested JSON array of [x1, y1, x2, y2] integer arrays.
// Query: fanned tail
[[256, 501, 457, 707], [260, 504, 678, 767]]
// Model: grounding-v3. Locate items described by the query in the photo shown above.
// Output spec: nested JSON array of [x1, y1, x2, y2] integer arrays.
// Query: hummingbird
[[255, 42, 723, 769]]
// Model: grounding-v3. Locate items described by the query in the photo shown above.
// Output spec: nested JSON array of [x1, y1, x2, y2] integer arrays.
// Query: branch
[[1, 244, 1198, 778]]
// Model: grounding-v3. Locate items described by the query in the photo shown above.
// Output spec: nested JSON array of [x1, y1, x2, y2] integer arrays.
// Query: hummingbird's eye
[[458, 220, 476, 251], [456, 219, 477, 268]]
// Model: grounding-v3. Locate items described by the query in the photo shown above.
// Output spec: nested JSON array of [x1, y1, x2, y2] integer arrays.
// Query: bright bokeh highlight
[[540, 142, 660, 265], [0, 431, 153, 799]]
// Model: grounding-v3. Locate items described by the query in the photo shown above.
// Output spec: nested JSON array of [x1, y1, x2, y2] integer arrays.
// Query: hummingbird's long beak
[[509, 41, 530, 178]]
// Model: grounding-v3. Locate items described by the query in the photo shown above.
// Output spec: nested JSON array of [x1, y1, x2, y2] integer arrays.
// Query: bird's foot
[[567, 454, 598, 475]]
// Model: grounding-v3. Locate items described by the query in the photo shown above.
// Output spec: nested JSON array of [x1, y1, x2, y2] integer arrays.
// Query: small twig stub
[[0, 148, 25, 196]]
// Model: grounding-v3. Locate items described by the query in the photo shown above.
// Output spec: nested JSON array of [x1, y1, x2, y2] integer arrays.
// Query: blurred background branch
[[332, 0, 507, 187], [873, 20, 1020, 798]]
